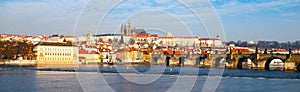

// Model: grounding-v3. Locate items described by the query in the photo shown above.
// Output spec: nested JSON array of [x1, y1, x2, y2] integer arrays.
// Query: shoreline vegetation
[[0, 40, 35, 60]]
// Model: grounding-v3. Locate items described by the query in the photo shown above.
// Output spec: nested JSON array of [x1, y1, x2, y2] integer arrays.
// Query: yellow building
[[78, 54, 100, 63], [78, 47, 101, 63], [34, 42, 79, 65]]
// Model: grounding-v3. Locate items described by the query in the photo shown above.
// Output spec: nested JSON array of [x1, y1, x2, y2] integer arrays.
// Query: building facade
[[199, 35, 223, 48], [94, 34, 132, 44], [78, 46, 100, 63], [34, 42, 79, 65], [133, 33, 158, 44], [120, 21, 146, 36], [155, 33, 200, 47]]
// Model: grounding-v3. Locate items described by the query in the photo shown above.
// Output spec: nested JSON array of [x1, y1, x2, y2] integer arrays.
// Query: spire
[[124, 24, 127, 35], [120, 24, 124, 34], [167, 32, 172, 37], [126, 20, 132, 35], [119, 35, 124, 44], [216, 35, 220, 40]]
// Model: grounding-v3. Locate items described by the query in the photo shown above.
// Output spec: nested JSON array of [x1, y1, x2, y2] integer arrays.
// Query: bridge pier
[[225, 59, 237, 69], [195, 56, 202, 67], [297, 64, 300, 72], [152, 51, 300, 72], [179, 56, 185, 66], [255, 60, 267, 70], [165, 56, 170, 66], [285, 61, 297, 71]]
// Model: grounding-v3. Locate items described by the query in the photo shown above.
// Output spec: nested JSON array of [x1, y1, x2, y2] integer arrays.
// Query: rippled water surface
[[1, 65, 300, 92]]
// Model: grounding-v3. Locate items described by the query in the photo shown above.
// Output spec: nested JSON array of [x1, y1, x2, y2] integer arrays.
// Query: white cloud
[[0, 0, 87, 35], [213, 0, 300, 16], [0, 0, 215, 37], [90, 0, 211, 36], [280, 13, 296, 17]]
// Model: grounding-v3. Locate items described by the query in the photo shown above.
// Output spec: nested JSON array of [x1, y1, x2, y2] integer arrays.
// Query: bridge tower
[[254, 46, 260, 60]]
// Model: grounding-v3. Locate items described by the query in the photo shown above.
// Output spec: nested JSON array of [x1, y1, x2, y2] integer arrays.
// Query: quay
[[2, 50, 300, 72], [0, 60, 36, 66]]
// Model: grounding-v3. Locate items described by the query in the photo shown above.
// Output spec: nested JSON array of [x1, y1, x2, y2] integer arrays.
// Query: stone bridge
[[150, 52, 300, 72], [202, 53, 300, 71]]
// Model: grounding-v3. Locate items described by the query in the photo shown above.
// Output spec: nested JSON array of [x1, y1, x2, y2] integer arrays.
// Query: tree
[[63, 38, 67, 42], [98, 38, 103, 43], [264, 49, 268, 54], [0, 40, 35, 60], [108, 39, 113, 44]]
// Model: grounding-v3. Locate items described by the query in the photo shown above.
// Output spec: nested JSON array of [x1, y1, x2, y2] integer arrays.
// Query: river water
[[0, 65, 300, 92]]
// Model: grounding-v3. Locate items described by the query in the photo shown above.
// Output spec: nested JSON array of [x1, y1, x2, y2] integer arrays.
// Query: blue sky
[[0, 0, 299, 42]]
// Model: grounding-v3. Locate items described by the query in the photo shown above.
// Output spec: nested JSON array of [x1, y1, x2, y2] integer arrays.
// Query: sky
[[0, 0, 299, 42]]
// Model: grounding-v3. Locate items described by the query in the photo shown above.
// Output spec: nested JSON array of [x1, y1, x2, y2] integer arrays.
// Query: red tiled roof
[[79, 49, 99, 54], [99, 44, 111, 47], [79, 49, 88, 54], [85, 45, 97, 48], [149, 34, 158, 37], [64, 36, 74, 38], [1, 34, 26, 37], [90, 51, 99, 54], [273, 49, 288, 52], [199, 38, 219, 40], [79, 56, 86, 60], [135, 34, 158, 37], [25, 36, 34, 38], [159, 36, 199, 39]]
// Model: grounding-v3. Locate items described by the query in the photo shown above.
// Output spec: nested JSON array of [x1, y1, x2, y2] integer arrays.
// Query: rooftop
[[38, 42, 73, 46], [94, 34, 124, 37]]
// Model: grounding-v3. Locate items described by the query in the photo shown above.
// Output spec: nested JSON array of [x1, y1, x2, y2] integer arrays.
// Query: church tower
[[126, 21, 132, 35], [216, 35, 220, 40], [86, 32, 93, 45], [120, 24, 124, 35], [124, 24, 127, 35], [167, 32, 173, 37]]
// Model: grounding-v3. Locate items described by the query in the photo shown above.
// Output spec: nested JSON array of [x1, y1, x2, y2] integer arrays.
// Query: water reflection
[[0, 70, 83, 92], [1, 66, 300, 92]]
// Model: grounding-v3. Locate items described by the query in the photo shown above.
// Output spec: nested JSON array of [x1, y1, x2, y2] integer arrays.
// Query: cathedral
[[120, 21, 146, 35]]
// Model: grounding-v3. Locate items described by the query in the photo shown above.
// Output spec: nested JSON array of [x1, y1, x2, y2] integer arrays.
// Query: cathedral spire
[[126, 20, 132, 35], [120, 24, 124, 35], [167, 32, 173, 37], [124, 24, 127, 35]]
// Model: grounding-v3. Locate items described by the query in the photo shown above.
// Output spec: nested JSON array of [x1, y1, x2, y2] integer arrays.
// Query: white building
[[94, 34, 133, 44], [40, 34, 76, 43], [34, 42, 79, 65], [133, 33, 158, 44], [199, 35, 223, 48], [155, 33, 200, 47], [78, 32, 133, 45]]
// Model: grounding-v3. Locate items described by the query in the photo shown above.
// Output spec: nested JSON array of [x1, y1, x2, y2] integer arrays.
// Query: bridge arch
[[264, 57, 285, 71], [237, 57, 252, 70], [215, 56, 226, 68]]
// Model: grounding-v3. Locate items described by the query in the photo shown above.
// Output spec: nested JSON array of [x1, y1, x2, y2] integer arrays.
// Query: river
[[0, 65, 300, 92]]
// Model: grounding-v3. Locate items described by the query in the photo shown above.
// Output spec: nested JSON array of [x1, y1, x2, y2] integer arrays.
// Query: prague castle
[[120, 21, 146, 35]]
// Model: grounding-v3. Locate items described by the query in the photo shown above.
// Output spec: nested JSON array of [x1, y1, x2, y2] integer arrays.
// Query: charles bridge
[[150, 50, 300, 72]]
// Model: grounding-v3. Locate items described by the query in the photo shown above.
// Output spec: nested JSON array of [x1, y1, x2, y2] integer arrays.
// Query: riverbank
[[0, 60, 36, 66], [1, 65, 300, 79], [1, 66, 300, 92]]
